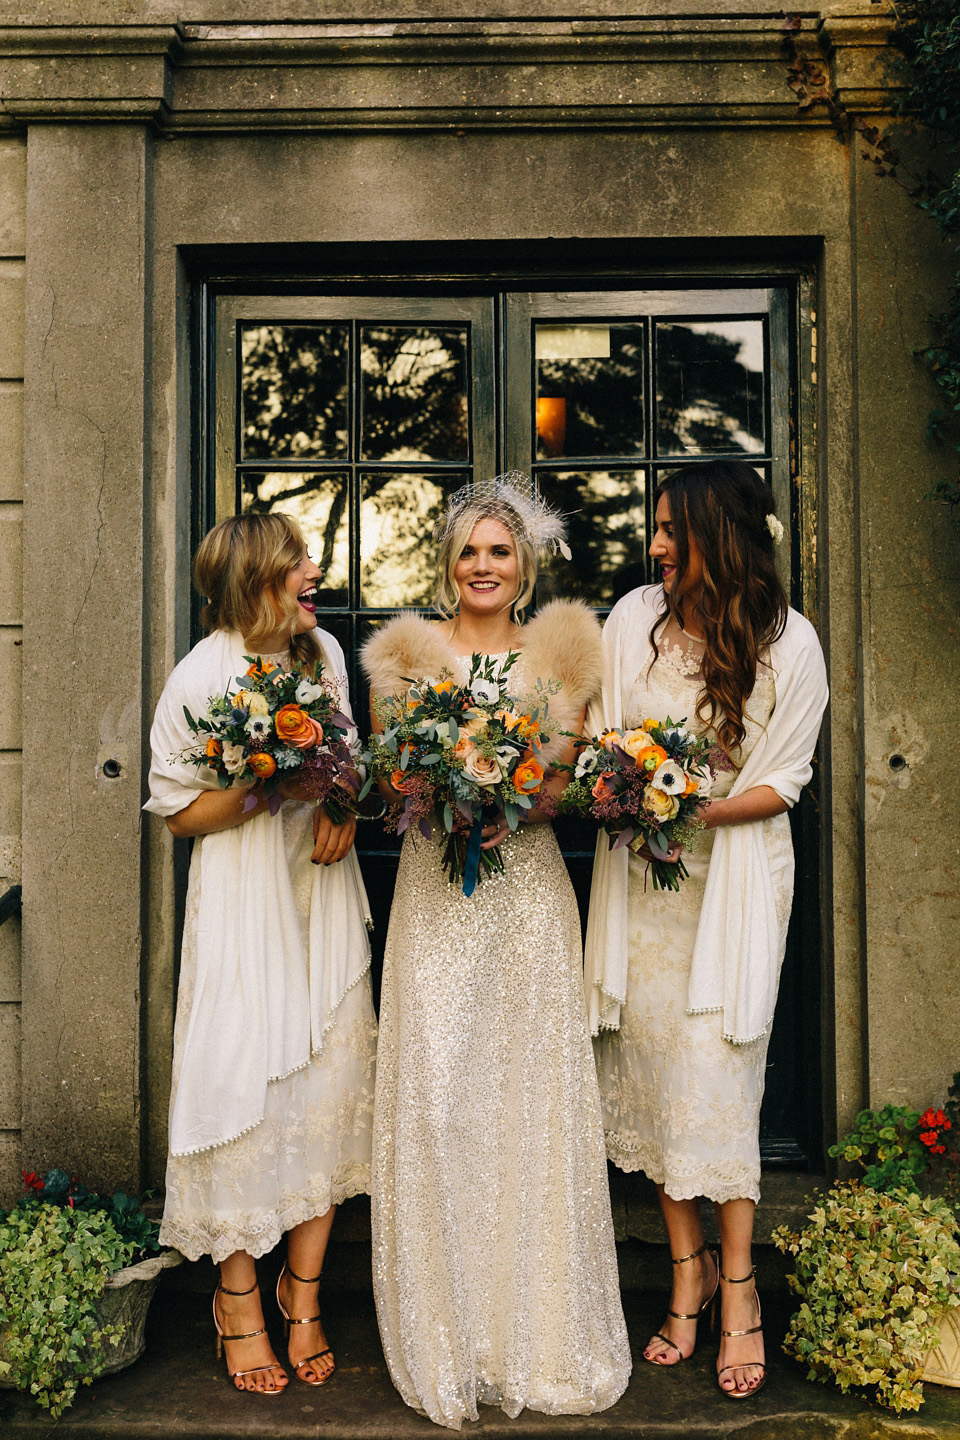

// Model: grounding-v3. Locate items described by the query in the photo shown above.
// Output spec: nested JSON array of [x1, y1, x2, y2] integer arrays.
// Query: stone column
[[20, 125, 148, 1188]]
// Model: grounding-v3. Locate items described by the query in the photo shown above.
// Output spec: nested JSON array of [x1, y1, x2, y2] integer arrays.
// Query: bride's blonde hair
[[193, 511, 323, 672]]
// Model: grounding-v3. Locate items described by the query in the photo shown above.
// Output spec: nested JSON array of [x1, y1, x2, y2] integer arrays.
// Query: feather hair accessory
[[435, 471, 573, 561]]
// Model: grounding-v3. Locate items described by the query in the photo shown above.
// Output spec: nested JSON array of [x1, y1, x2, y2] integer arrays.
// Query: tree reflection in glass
[[535, 324, 646, 461], [241, 471, 350, 607], [361, 470, 468, 608], [241, 325, 349, 460], [360, 327, 469, 462], [534, 470, 648, 607], [656, 321, 766, 455]]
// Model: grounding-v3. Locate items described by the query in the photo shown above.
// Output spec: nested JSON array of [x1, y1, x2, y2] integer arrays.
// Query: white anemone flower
[[650, 759, 687, 794], [244, 716, 271, 742], [471, 677, 500, 704], [575, 746, 601, 779], [295, 678, 324, 705]]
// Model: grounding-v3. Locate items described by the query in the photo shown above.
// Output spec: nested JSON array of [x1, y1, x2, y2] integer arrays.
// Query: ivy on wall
[[784, 9, 960, 528]]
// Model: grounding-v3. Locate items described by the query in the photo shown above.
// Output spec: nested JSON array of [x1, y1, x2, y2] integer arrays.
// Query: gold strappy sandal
[[717, 1266, 766, 1399], [213, 1280, 286, 1394], [643, 1242, 719, 1366], [276, 1263, 335, 1386]]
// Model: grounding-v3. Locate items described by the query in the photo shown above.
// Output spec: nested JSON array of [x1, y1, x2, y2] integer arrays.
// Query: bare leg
[[714, 1197, 765, 1395], [643, 1187, 718, 1365], [215, 1251, 288, 1393], [277, 1207, 337, 1384]]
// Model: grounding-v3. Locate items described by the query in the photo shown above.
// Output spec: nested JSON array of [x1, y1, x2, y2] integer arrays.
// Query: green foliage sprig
[[0, 1205, 135, 1417], [773, 1183, 960, 1413], [18, 1168, 161, 1261], [828, 1104, 930, 1191]]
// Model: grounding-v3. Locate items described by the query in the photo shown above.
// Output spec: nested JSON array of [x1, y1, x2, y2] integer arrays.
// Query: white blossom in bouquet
[[222, 741, 247, 774], [295, 678, 325, 705], [575, 745, 601, 778], [245, 715, 271, 741], [693, 765, 714, 796], [650, 759, 687, 794], [471, 677, 501, 704]]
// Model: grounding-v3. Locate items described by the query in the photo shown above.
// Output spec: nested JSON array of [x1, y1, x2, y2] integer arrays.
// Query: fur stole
[[361, 600, 602, 763]]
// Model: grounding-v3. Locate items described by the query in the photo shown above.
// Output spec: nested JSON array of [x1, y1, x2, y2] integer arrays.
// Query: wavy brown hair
[[193, 511, 323, 673], [651, 461, 788, 755]]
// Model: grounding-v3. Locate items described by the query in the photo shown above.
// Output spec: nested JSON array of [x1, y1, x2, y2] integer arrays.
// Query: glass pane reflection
[[360, 327, 469, 462], [240, 471, 349, 606], [361, 470, 469, 608], [535, 324, 645, 460], [534, 470, 647, 607], [656, 320, 765, 455], [241, 325, 349, 461]]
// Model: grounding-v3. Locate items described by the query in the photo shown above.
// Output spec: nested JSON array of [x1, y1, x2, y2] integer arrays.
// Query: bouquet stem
[[649, 857, 690, 892]]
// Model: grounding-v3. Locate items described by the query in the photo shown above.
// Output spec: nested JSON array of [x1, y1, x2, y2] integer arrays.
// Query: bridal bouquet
[[179, 655, 361, 822], [361, 652, 551, 894], [560, 716, 719, 891]]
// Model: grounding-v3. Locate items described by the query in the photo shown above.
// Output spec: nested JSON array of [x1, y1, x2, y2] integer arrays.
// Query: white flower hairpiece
[[765, 513, 784, 546], [435, 471, 572, 561]]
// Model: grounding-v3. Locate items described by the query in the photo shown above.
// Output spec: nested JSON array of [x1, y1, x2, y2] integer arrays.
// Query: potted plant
[[773, 1074, 960, 1414], [0, 1169, 180, 1417]]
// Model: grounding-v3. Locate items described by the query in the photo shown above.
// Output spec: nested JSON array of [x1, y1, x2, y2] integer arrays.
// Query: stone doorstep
[[3, 1243, 960, 1440]]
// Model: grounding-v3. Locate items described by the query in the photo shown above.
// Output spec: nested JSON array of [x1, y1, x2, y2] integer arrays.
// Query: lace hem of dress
[[158, 1161, 371, 1264], [603, 1135, 759, 1205]]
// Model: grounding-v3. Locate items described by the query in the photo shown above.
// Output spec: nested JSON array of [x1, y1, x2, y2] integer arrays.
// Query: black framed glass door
[[208, 275, 819, 1170]]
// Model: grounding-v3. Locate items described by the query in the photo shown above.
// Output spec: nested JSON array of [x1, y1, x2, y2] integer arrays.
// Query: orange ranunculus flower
[[430, 680, 455, 694], [246, 658, 278, 678], [518, 716, 540, 742], [514, 755, 544, 793], [390, 768, 417, 794], [683, 772, 700, 796], [600, 730, 624, 751], [591, 771, 617, 801], [205, 736, 223, 759], [496, 708, 523, 731], [633, 744, 668, 773], [275, 704, 317, 748], [249, 751, 277, 779]]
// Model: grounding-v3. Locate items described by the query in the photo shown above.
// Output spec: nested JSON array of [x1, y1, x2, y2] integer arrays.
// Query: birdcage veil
[[433, 471, 572, 561]]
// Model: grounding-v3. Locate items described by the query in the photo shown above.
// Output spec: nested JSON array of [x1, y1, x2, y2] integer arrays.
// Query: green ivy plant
[[828, 1103, 931, 1191], [0, 1204, 135, 1417], [773, 1183, 960, 1413], [17, 1168, 161, 1260]]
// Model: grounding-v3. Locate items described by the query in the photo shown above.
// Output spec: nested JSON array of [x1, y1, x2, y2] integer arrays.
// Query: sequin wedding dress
[[362, 604, 631, 1430]]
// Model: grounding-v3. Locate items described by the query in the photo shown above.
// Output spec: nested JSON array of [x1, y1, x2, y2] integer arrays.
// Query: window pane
[[241, 470, 349, 606], [535, 323, 645, 461], [360, 327, 469, 462], [534, 469, 648, 607], [655, 320, 766, 456], [361, 470, 469, 608], [241, 324, 349, 461]]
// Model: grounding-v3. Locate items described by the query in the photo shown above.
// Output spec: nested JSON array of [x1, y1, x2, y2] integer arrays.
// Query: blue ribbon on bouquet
[[462, 817, 483, 897]]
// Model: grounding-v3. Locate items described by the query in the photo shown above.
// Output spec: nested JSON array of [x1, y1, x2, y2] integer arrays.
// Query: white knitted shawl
[[582, 585, 828, 1045], [144, 627, 372, 1156]]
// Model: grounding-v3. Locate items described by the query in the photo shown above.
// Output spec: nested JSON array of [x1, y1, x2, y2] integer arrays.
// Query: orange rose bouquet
[[361, 652, 552, 894], [178, 655, 361, 821], [560, 716, 723, 891]]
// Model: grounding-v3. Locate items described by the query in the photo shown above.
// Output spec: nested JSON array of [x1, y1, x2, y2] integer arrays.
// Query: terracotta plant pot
[[923, 1305, 960, 1389]]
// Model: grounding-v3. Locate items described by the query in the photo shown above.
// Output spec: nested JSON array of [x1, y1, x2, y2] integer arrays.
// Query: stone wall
[[0, 136, 24, 1204]]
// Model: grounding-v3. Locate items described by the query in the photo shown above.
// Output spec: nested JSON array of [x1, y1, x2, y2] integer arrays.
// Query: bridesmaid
[[585, 461, 827, 1399]]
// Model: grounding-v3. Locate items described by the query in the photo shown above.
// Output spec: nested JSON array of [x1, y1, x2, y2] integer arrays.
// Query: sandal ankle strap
[[671, 1242, 708, 1266], [285, 1264, 323, 1285], [218, 1280, 259, 1297], [720, 1266, 756, 1284]]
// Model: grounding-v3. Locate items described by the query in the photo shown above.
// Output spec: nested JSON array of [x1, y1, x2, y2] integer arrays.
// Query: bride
[[362, 475, 631, 1429]]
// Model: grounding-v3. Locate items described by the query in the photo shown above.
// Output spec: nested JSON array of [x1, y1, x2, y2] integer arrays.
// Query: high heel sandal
[[644, 1242, 719, 1366], [213, 1281, 286, 1394], [717, 1267, 766, 1399], [276, 1263, 335, 1386]]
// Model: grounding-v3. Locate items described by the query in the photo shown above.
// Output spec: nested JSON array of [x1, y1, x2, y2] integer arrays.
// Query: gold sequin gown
[[595, 621, 790, 1203], [372, 662, 631, 1430]]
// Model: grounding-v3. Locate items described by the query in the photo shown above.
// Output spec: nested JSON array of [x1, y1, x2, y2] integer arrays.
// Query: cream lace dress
[[595, 619, 792, 1204], [151, 644, 378, 1264], [372, 651, 631, 1430]]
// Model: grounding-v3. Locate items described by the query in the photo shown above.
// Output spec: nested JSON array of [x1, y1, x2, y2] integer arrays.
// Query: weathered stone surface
[[0, 630, 20, 750], [0, 139, 25, 254], [0, 261, 23, 379], [0, 915, 18, 1003], [20, 124, 147, 1189], [0, 1006, 19, 1128], [0, 504, 21, 624], [0, 384, 23, 501]]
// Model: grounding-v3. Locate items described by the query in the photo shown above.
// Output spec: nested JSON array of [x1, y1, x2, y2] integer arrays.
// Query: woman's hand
[[311, 808, 357, 865], [480, 817, 510, 850], [635, 838, 684, 865]]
